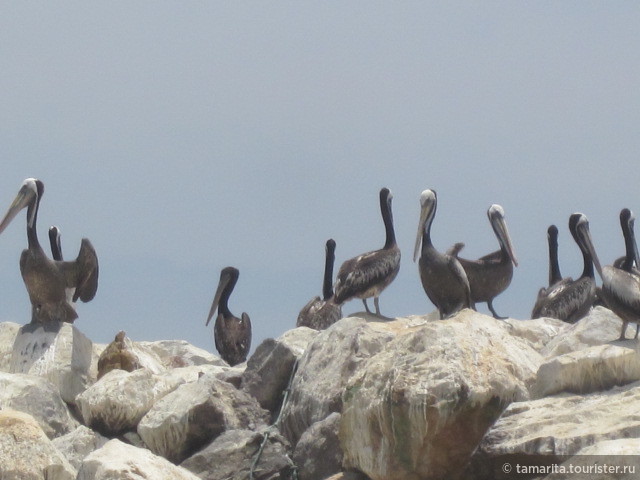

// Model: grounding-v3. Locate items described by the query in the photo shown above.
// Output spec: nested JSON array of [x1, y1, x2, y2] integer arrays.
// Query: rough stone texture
[[97, 331, 165, 379], [280, 315, 397, 445], [242, 326, 319, 416], [52, 425, 109, 471], [502, 317, 567, 352], [0, 321, 21, 372], [322, 474, 371, 480], [10, 321, 93, 404], [181, 428, 294, 480], [475, 381, 640, 478], [138, 372, 269, 464], [293, 412, 342, 480], [76, 368, 183, 436], [533, 343, 640, 398], [541, 306, 635, 358], [340, 310, 542, 480], [0, 409, 76, 480], [0, 371, 77, 439], [77, 439, 200, 480], [138, 339, 227, 368]]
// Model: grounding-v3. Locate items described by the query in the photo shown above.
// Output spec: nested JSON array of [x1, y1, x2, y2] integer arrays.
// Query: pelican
[[531, 225, 572, 318], [595, 208, 640, 340], [0, 178, 99, 324], [206, 266, 251, 366], [413, 189, 473, 319], [532, 213, 597, 323], [452, 204, 518, 319], [297, 239, 342, 330], [48, 226, 63, 261], [333, 187, 401, 316]]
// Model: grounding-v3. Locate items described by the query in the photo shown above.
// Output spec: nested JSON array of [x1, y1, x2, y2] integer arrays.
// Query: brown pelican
[[0, 178, 99, 324], [531, 225, 572, 318], [595, 208, 640, 340], [413, 189, 473, 319], [206, 266, 251, 366], [532, 213, 597, 323], [296, 239, 342, 330], [452, 204, 518, 319], [48, 226, 63, 261], [333, 187, 401, 316]]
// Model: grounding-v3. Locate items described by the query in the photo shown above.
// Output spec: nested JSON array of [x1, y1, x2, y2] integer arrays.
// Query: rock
[[181, 428, 294, 480], [0, 371, 77, 438], [0, 409, 76, 480], [97, 331, 165, 379], [76, 368, 183, 436], [52, 425, 109, 471], [242, 326, 319, 416], [138, 339, 227, 368], [323, 474, 371, 480], [0, 321, 20, 372], [280, 315, 397, 445], [10, 321, 93, 404], [475, 381, 640, 477], [541, 306, 635, 358], [138, 373, 269, 464], [502, 317, 567, 352], [339, 310, 542, 480], [293, 412, 342, 480], [77, 439, 200, 480], [533, 343, 640, 397]]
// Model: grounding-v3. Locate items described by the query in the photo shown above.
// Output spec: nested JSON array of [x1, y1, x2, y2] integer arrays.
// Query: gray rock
[[242, 327, 319, 416], [77, 439, 200, 480], [97, 331, 165, 379], [10, 321, 94, 404], [138, 339, 227, 368], [0, 409, 76, 480], [502, 316, 567, 352], [52, 425, 108, 471], [0, 322, 20, 372], [293, 413, 342, 480], [138, 373, 270, 464], [181, 428, 294, 480], [0, 371, 77, 439]]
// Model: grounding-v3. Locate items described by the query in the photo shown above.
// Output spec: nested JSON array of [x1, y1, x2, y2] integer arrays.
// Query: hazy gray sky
[[1, 3, 639, 353]]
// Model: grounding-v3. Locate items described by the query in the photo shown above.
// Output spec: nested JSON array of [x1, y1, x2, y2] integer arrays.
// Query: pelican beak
[[205, 269, 232, 326], [489, 205, 518, 267], [413, 201, 432, 262], [0, 182, 37, 235], [577, 216, 603, 278]]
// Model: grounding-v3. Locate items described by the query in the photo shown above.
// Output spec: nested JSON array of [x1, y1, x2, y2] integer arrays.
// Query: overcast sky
[[1, 3, 639, 354]]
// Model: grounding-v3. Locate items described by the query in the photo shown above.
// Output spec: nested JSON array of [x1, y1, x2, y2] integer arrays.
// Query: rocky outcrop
[[0, 409, 76, 480], [97, 331, 165, 379], [138, 339, 227, 368], [52, 425, 108, 471], [0, 321, 20, 372], [293, 412, 343, 480]]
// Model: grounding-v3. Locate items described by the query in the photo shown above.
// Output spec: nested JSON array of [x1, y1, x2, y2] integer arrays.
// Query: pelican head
[[206, 266, 240, 326], [488, 204, 518, 267], [0, 178, 43, 234], [413, 189, 437, 262], [620, 208, 639, 270]]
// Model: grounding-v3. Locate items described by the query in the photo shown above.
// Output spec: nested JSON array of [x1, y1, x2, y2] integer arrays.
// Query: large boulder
[[0, 409, 76, 480], [76, 368, 183, 436], [502, 317, 567, 352], [242, 326, 319, 416], [293, 412, 343, 480], [10, 321, 93, 404], [138, 372, 269, 464], [138, 339, 227, 368], [0, 321, 21, 372], [181, 428, 294, 480], [52, 425, 109, 471], [97, 331, 165, 379], [0, 371, 78, 438], [339, 310, 542, 480], [77, 439, 199, 480]]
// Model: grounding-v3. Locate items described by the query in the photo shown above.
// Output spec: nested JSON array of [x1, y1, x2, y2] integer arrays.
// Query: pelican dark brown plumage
[[48, 226, 63, 261], [297, 239, 342, 330], [414, 189, 473, 319], [0, 178, 99, 324], [333, 187, 401, 317], [595, 208, 640, 340], [206, 266, 251, 366], [453, 204, 518, 319], [532, 213, 597, 323]]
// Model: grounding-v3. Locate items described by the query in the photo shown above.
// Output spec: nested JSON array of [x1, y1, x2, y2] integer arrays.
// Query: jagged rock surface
[[138, 339, 228, 368], [0, 322, 20, 372], [293, 412, 343, 480], [52, 425, 109, 471]]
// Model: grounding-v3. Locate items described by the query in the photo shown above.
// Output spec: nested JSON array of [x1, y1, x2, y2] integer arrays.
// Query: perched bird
[[413, 189, 473, 319], [297, 239, 342, 330], [532, 213, 597, 323], [595, 208, 640, 340], [333, 187, 401, 316], [452, 204, 518, 319], [206, 266, 251, 366], [0, 178, 99, 324]]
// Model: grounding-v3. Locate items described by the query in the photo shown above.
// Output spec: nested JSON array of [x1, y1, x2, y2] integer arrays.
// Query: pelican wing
[[334, 248, 400, 304], [601, 267, 640, 313]]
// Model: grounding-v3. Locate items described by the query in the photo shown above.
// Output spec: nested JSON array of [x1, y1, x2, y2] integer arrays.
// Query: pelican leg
[[488, 299, 507, 320], [635, 322, 639, 340], [374, 297, 381, 316], [362, 299, 371, 314], [620, 321, 629, 341]]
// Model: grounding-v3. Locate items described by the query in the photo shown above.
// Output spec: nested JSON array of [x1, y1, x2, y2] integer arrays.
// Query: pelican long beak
[[577, 217, 603, 278], [413, 204, 430, 262], [0, 182, 37, 235], [205, 269, 232, 326], [489, 205, 518, 267]]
